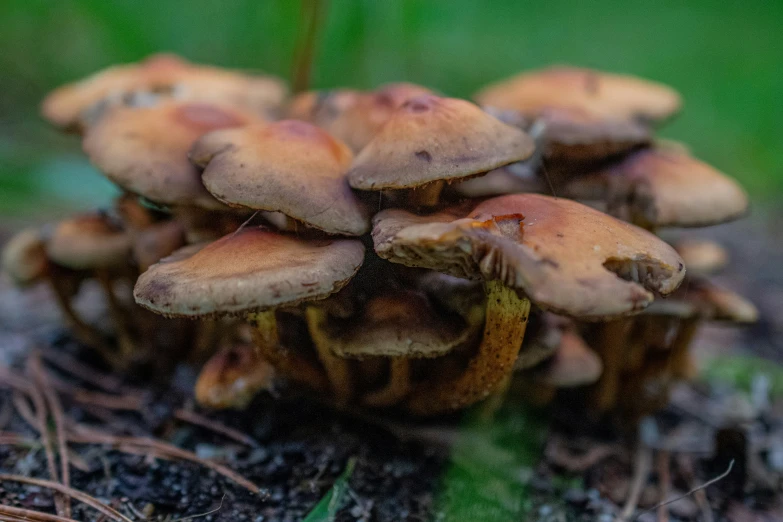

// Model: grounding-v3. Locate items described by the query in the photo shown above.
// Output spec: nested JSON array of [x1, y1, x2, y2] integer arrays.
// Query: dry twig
[[0, 504, 80, 522], [656, 451, 670, 522], [174, 409, 258, 447], [621, 444, 652, 521]]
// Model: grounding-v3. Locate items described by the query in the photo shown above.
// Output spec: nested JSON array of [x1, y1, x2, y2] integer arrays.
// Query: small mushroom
[[83, 100, 264, 210], [452, 161, 546, 198], [195, 342, 275, 409], [564, 146, 749, 229], [2, 228, 49, 287], [134, 227, 365, 395], [372, 193, 685, 414], [673, 238, 729, 275], [191, 120, 370, 236], [132, 220, 187, 273], [348, 95, 535, 206], [305, 289, 477, 407], [535, 328, 603, 387], [42, 53, 286, 131]]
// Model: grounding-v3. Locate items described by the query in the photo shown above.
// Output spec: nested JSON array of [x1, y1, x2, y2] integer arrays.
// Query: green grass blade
[[303, 457, 357, 522]]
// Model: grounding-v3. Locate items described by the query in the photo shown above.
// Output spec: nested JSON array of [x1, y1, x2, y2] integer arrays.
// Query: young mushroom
[[305, 289, 477, 407], [191, 120, 370, 236], [673, 238, 730, 276], [195, 341, 276, 409], [347, 94, 536, 206], [42, 53, 286, 131], [372, 193, 685, 414], [134, 227, 365, 395]]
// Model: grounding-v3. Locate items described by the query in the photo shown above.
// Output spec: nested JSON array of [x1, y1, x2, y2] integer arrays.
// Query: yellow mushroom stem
[[407, 280, 531, 415], [247, 310, 329, 392], [363, 358, 411, 407], [304, 307, 354, 404], [406, 180, 445, 207], [590, 317, 635, 412]]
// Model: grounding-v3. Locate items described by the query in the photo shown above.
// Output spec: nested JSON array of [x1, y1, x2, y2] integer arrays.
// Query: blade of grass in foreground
[[434, 399, 549, 521], [303, 457, 356, 522]]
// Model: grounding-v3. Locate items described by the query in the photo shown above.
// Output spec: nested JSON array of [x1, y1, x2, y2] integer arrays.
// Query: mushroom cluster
[[2, 55, 755, 416]]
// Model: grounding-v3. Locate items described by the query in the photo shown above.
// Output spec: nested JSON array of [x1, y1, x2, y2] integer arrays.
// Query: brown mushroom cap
[[84, 101, 261, 209], [134, 227, 365, 318], [453, 162, 547, 198], [192, 120, 370, 235], [316, 289, 474, 359], [42, 53, 287, 130], [673, 238, 729, 275], [288, 83, 433, 152], [195, 342, 275, 409], [474, 66, 682, 124], [645, 276, 758, 323], [373, 193, 686, 319], [44, 213, 131, 270], [565, 146, 749, 228], [535, 329, 603, 387], [2, 228, 49, 286], [347, 95, 535, 190]]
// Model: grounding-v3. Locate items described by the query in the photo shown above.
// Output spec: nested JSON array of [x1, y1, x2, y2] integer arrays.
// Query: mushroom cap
[[453, 162, 547, 198], [566, 147, 749, 228], [673, 238, 729, 275], [474, 66, 682, 124], [44, 213, 131, 270], [288, 83, 433, 152], [536, 329, 603, 387], [373, 193, 686, 319], [347, 95, 535, 190], [84, 101, 261, 209], [192, 120, 370, 236], [195, 342, 275, 409], [134, 227, 365, 318], [133, 220, 186, 273], [645, 276, 758, 323], [318, 289, 474, 359], [42, 53, 287, 130], [2, 228, 48, 286]]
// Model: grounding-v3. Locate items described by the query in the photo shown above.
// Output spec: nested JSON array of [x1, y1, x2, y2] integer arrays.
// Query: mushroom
[[305, 289, 477, 407], [134, 227, 365, 395], [347, 94, 535, 206], [372, 193, 685, 414], [673, 238, 729, 275], [288, 83, 434, 152], [452, 161, 547, 198], [195, 341, 275, 409], [190, 120, 369, 236], [563, 145, 749, 229], [83, 100, 265, 210], [535, 328, 603, 388], [42, 53, 286, 131], [132, 220, 187, 273]]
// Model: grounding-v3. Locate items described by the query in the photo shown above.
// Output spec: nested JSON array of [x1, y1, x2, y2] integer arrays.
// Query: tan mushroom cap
[[134, 227, 365, 318], [373, 193, 686, 319], [192, 120, 370, 235], [288, 83, 433, 152], [347, 95, 536, 190], [645, 276, 758, 323], [2, 228, 49, 286], [673, 238, 729, 275], [195, 342, 275, 409], [320, 289, 474, 359], [45, 213, 131, 270], [565, 147, 749, 228], [84, 101, 262, 209], [474, 66, 682, 124], [453, 162, 547, 198], [536, 329, 603, 387], [42, 53, 287, 130]]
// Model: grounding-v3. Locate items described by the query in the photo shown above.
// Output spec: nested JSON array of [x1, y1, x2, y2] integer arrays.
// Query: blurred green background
[[1, 0, 781, 218]]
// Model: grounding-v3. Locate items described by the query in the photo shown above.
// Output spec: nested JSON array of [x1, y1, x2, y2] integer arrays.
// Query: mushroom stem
[[363, 359, 411, 407], [407, 280, 531, 415], [95, 269, 136, 364], [247, 310, 329, 392], [47, 275, 105, 351], [668, 317, 700, 380], [304, 307, 354, 404], [407, 180, 445, 207], [590, 317, 635, 412]]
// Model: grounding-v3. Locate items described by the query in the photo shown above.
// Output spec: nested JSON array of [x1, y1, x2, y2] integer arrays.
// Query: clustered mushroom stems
[[3, 52, 756, 417]]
